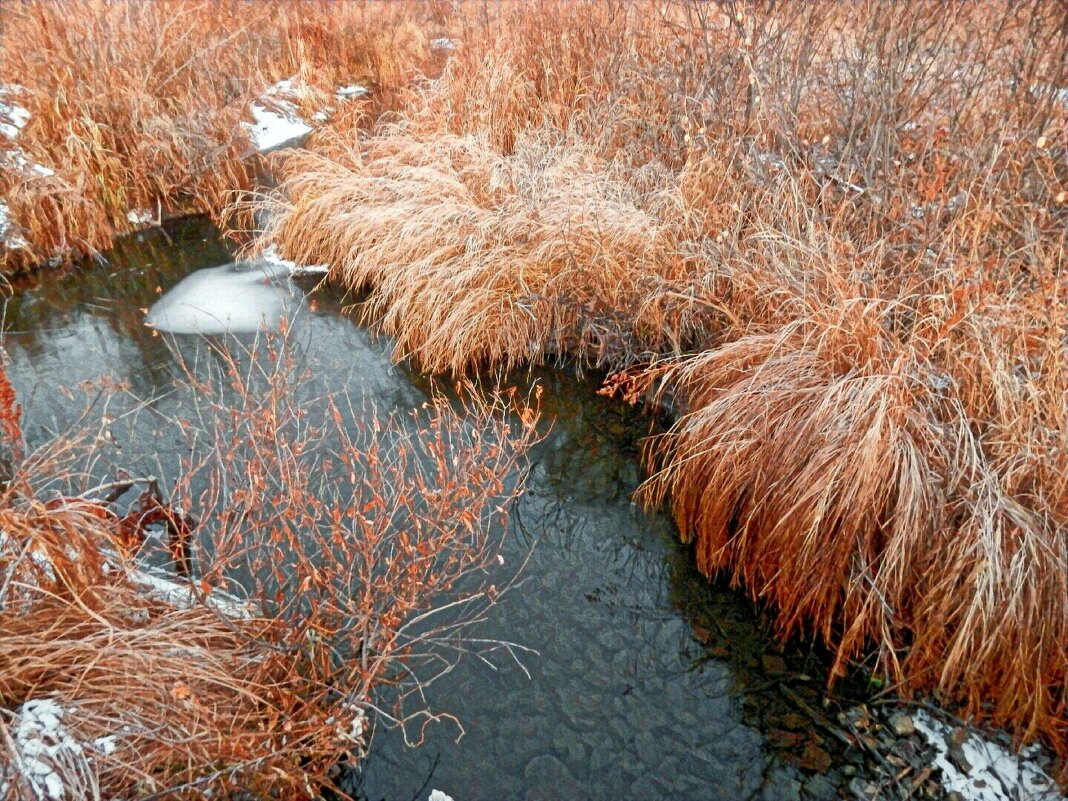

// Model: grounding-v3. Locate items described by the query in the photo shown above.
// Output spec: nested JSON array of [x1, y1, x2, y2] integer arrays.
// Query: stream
[[2, 217, 860, 801]]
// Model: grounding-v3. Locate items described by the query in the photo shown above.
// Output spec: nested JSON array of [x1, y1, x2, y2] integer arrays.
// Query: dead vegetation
[[0, 0, 437, 272], [0, 332, 539, 798], [253, 0, 1068, 767], [1, 0, 1066, 782]]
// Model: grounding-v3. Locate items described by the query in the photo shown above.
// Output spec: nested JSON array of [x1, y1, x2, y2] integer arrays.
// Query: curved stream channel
[[3, 217, 862, 801]]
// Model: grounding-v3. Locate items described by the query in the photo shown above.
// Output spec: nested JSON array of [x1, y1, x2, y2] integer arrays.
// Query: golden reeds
[[253, 0, 1068, 767], [0, 0, 437, 273]]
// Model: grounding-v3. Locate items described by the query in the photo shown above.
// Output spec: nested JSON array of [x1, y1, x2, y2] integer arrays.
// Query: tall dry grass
[[254, 0, 1068, 766], [0, 0, 438, 273]]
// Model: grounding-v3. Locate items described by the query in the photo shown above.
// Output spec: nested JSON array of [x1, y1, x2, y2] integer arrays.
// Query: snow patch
[[243, 78, 313, 153], [2, 146, 55, 179], [0, 99, 30, 139], [1, 698, 117, 800], [0, 201, 29, 249], [336, 84, 369, 100], [130, 566, 255, 619], [913, 711, 1064, 801], [430, 38, 459, 51], [243, 104, 313, 152], [428, 791, 455, 801], [261, 243, 329, 278], [126, 208, 155, 226]]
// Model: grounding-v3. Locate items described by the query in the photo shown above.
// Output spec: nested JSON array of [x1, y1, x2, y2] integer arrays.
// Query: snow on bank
[[0, 84, 30, 140], [261, 243, 329, 278], [428, 791, 456, 801], [244, 103, 313, 152], [243, 78, 313, 153], [0, 698, 117, 801], [913, 711, 1065, 801], [126, 208, 155, 226], [0, 200, 29, 249], [430, 37, 460, 51], [336, 84, 369, 100]]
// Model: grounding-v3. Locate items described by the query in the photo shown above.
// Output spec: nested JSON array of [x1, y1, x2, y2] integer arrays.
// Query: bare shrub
[[0, 332, 539, 798]]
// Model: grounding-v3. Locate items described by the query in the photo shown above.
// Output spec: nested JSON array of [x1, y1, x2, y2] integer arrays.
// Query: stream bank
[[3, 217, 1063, 800]]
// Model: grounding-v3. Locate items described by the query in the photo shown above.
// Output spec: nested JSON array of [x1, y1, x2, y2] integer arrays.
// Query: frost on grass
[[913, 711, 1065, 801]]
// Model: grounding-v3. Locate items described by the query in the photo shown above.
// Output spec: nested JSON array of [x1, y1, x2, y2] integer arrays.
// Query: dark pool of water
[[2, 218, 861, 801]]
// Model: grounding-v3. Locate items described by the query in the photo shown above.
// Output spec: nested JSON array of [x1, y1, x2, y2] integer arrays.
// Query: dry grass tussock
[[0, 334, 539, 798], [0, 0, 437, 273], [259, 129, 688, 372], [257, 0, 1068, 764]]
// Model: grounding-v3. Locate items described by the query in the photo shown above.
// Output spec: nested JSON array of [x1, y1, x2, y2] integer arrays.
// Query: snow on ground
[[913, 711, 1065, 801], [336, 84, 369, 100], [430, 37, 459, 51], [244, 104, 313, 152], [130, 565, 255, 619], [0, 698, 117, 801], [6, 148, 54, 177], [0, 200, 29, 249], [428, 791, 455, 801], [242, 78, 314, 153], [0, 85, 30, 140], [0, 85, 55, 187]]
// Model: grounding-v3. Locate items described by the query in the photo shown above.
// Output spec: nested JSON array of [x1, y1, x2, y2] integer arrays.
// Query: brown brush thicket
[[0, 0, 437, 273], [0, 337, 538, 798], [256, 0, 1068, 763]]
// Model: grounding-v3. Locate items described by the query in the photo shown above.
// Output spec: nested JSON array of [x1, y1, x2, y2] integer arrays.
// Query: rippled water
[[3, 217, 858, 801]]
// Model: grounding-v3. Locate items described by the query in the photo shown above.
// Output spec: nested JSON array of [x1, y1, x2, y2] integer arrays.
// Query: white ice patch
[[126, 208, 155, 226], [0, 200, 29, 249], [243, 104, 313, 152], [145, 255, 295, 334], [430, 38, 459, 51], [428, 791, 455, 801], [1, 698, 116, 800], [336, 84, 369, 100], [913, 711, 1065, 801]]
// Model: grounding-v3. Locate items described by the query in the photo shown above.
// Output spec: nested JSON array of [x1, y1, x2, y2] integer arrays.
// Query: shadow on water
[[2, 218, 863, 801]]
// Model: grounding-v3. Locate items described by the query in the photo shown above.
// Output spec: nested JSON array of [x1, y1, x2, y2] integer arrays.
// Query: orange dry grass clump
[[0, 0, 436, 273], [261, 129, 685, 372], [256, 0, 1068, 763], [0, 497, 358, 800]]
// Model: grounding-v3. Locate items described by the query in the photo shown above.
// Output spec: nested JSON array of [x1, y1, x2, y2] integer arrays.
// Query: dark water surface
[[3, 218, 857, 801]]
